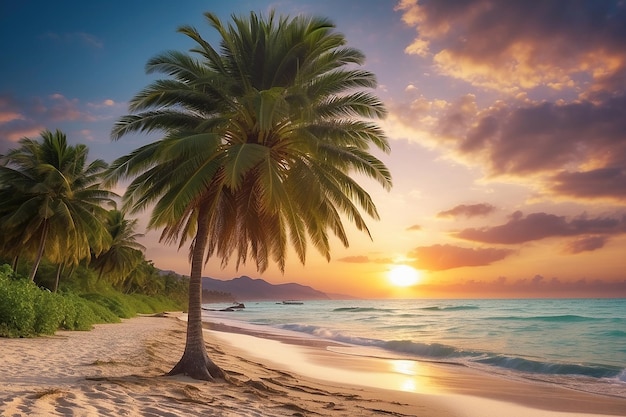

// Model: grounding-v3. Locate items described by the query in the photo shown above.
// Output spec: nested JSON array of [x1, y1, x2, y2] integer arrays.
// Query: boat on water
[[202, 302, 245, 312], [278, 300, 304, 305]]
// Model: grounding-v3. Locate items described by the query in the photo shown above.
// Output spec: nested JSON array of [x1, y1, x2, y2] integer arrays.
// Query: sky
[[1, 0, 625, 298]]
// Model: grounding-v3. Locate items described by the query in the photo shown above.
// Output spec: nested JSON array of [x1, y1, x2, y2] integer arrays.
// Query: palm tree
[[92, 209, 146, 284], [0, 130, 116, 283], [107, 11, 392, 380]]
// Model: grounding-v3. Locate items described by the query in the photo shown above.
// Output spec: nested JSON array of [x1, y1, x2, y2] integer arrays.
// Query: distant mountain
[[201, 275, 331, 301]]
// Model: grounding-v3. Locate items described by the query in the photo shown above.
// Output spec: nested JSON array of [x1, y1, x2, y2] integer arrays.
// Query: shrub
[[80, 293, 134, 318], [33, 290, 65, 335], [59, 294, 98, 331], [0, 274, 36, 337], [83, 299, 120, 324]]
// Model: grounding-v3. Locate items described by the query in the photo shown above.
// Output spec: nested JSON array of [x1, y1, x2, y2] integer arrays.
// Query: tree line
[[0, 129, 184, 297]]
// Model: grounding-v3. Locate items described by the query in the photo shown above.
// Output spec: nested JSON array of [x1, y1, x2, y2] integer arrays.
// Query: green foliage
[[33, 290, 65, 334], [0, 264, 185, 337], [83, 299, 121, 324], [0, 266, 77, 336], [58, 293, 98, 331], [0, 271, 36, 337], [81, 293, 135, 319]]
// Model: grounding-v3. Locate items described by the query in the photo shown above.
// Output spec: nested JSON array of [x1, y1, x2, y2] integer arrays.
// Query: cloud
[[461, 97, 626, 179], [421, 275, 626, 297], [43, 31, 103, 49], [0, 111, 23, 124], [408, 244, 514, 271], [337, 255, 393, 264], [88, 99, 118, 109], [337, 255, 370, 263], [437, 203, 496, 219], [551, 167, 626, 200], [396, 0, 626, 92], [47, 94, 96, 122], [455, 211, 626, 244], [390, 92, 626, 202], [563, 236, 607, 254], [0, 93, 116, 152], [406, 224, 422, 231], [390, 2, 626, 203]]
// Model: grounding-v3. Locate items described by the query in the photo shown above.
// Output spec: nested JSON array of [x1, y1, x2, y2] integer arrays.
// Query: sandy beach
[[1, 314, 625, 417]]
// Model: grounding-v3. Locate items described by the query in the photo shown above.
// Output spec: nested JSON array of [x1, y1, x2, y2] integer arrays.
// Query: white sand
[[1, 314, 625, 417]]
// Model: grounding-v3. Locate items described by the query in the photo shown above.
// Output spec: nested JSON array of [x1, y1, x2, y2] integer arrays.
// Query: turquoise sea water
[[202, 298, 626, 398]]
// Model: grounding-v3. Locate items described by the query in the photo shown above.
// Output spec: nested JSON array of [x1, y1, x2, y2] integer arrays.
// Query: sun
[[387, 265, 421, 287]]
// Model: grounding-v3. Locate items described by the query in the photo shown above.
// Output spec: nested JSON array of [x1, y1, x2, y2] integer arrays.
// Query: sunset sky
[[1, 0, 625, 298]]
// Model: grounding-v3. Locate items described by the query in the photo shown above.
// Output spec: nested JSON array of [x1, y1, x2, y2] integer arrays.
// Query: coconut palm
[[92, 209, 146, 284], [107, 11, 392, 380], [0, 130, 116, 283]]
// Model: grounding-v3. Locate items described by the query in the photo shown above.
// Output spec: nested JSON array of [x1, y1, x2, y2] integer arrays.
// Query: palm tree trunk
[[11, 255, 19, 273], [53, 263, 64, 292], [168, 205, 226, 381], [28, 221, 49, 282]]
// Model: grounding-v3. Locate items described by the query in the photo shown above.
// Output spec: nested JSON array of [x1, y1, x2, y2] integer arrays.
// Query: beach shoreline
[[1, 314, 624, 417]]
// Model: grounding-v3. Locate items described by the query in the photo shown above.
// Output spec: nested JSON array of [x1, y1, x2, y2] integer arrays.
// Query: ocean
[[202, 298, 626, 398]]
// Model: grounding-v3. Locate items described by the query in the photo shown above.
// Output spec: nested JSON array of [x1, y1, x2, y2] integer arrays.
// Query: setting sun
[[387, 265, 421, 287]]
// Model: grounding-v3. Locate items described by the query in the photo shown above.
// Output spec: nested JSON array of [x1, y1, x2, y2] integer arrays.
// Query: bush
[[83, 299, 121, 324], [0, 263, 185, 338], [0, 277, 36, 337], [33, 290, 65, 335], [60, 294, 107, 331], [80, 293, 135, 318], [0, 266, 66, 337]]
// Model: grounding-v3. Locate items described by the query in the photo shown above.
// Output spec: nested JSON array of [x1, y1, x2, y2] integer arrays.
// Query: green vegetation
[[0, 130, 189, 337], [0, 263, 186, 337]]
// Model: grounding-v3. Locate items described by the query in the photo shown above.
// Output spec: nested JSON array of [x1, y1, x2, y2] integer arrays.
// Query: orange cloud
[[337, 255, 370, 263], [437, 203, 496, 219], [409, 244, 514, 271], [337, 255, 393, 264]]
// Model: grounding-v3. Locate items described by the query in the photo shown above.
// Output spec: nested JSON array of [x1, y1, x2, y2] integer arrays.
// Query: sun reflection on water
[[391, 359, 421, 392]]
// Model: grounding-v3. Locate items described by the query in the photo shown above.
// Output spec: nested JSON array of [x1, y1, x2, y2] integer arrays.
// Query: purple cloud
[[422, 275, 626, 297], [455, 211, 626, 244], [563, 236, 608, 254], [0, 93, 118, 153], [397, 0, 626, 91], [394, 1, 626, 202]]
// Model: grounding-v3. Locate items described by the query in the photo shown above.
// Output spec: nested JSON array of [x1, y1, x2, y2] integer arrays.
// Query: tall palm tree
[[92, 209, 146, 284], [0, 130, 116, 282], [107, 11, 392, 380]]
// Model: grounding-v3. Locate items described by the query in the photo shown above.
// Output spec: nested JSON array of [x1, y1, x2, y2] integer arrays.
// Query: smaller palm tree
[[92, 209, 146, 284], [0, 130, 116, 282]]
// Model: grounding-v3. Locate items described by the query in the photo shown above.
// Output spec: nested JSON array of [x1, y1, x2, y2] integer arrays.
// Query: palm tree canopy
[[92, 209, 146, 283], [107, 11, 392, 273], [0, 130, 117, 275]]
